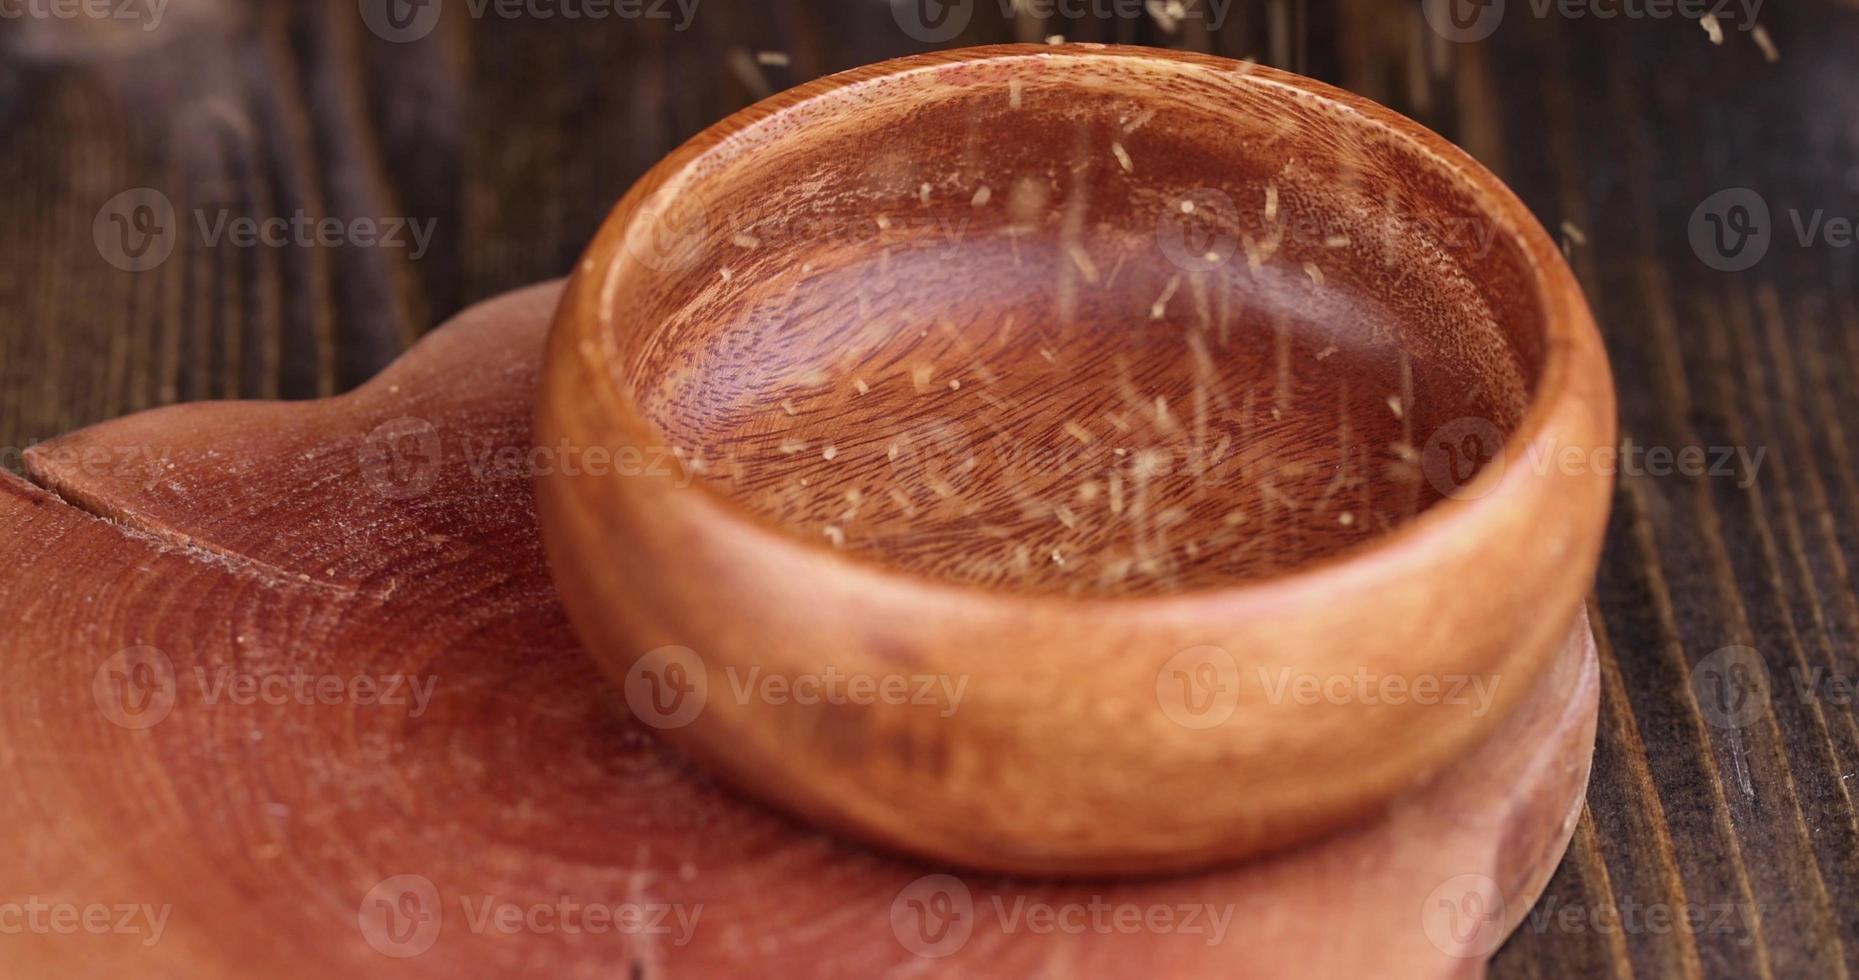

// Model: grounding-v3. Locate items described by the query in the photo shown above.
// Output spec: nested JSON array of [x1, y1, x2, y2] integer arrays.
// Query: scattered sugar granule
[[1146, 0, 1186, 33], [948, 379, 962, 391], [1066, 244, 1100, 283], [756, 51, 790, 67], [854, 377, 870, 395], [1753, 25, 1779, 62], [1064, 421, 1096, 444], [1386, 395, 1404, 420], [732, 232, 761, 248], [822, 445, 839, 461], [971, 186, 993, 207], [1303, 262, 1325, 286], [1700, 13, 1724, 44], [781, 399, 798, 416], [918, 183, 932, 205], [1151, 274, 1182, 320], [1045, 34, 1065, 45], [1560, 220, 1588, 247], [719, 267, 733, 282], [1111, 142, 1134, 173], [823, 525, 845, 548]]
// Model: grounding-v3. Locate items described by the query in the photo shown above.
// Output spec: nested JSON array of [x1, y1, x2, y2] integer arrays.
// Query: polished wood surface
[[0, 282, 1594, 977], [2, 0, 1854, 975], [537, 44, 1614, 875]]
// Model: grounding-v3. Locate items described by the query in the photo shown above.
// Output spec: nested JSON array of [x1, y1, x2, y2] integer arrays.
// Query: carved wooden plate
[[0, 282, 1595, 978]]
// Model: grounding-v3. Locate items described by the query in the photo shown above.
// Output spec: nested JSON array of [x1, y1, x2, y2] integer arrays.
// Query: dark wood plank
[[2, 1, 1856, 975]]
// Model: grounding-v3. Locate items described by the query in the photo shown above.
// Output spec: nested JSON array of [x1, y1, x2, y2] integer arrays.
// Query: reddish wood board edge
[[0, 282, 1596, 978]]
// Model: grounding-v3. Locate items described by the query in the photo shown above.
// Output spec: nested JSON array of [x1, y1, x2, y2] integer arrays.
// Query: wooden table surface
[[2, 1, 1855, 976]]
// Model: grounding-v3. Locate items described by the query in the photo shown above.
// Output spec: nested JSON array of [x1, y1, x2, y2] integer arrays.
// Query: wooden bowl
[[536, 44, 1616, 876]]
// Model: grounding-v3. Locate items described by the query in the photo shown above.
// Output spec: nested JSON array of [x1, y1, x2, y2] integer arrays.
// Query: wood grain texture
[[0, 282, 1595, 977], [2, 0, 1854, 975]]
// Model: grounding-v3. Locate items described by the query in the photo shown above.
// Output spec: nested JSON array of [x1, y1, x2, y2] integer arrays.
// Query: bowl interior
[[606, 51, 1548, 597]]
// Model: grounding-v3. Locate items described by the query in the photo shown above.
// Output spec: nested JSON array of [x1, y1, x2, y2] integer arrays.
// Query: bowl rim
[[564, 42, 1613, 611]]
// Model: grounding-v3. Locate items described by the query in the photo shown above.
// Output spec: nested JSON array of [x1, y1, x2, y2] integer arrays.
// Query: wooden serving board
[[0, 283, 1597, 978]]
